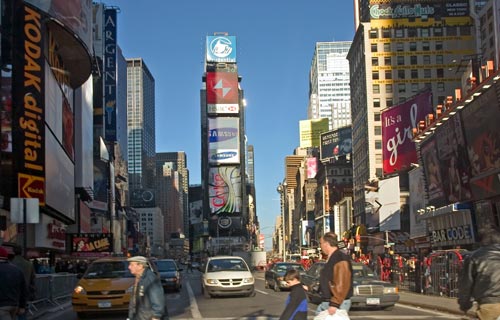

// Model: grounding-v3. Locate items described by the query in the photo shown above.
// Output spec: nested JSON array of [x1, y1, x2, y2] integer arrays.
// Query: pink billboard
[[382, 91, 433, 175], [306, 157, 318, 178]]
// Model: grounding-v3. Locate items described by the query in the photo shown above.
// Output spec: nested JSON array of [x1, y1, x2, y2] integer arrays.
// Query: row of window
[[373, 68, 445, 80], [371, 41, 444, 53], [369, 25, 471, 39], [372, 54, 444, 67]]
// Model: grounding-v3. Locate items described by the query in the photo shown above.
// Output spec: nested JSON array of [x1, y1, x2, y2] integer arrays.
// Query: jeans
[[315, 299, 352, 315]]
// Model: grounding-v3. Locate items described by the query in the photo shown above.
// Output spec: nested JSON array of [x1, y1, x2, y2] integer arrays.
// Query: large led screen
[[382, 91, 433, 175], [208, 166, 242, 214], [420, 138, 446, 207], [320, 126, 352, 160], [208, 117, 240, 164], [206, 72, 239, 114], [206, 35, 237, 63], [434, 113, 472, 203], [461, 83, 500, 199]]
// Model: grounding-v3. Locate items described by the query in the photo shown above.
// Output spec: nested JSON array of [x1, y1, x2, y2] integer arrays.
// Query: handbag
[[313, 309, 350, 320]]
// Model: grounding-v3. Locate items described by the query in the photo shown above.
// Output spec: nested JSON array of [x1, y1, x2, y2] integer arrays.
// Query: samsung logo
[[211, 152, 237, 160], [209, 128, 238, 142]]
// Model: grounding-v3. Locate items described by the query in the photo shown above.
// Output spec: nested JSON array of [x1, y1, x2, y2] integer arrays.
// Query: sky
[[102, 0, 356, 249]]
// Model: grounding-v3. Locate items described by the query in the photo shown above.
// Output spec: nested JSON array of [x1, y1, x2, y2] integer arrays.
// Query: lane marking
[[185, 281, 202, 319], [254, 289, 269, 295]]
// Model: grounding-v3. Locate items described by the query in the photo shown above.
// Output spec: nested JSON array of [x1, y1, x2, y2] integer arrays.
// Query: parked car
[[154, 259, 183, 292], [301, 261, 399, 310], [71, 256, 158, 317], [264, 262, 306, 292], [201, 255, 255, 298]]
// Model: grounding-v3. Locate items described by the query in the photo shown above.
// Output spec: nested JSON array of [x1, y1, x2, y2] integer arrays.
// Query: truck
[[251, 250, 267, 271]]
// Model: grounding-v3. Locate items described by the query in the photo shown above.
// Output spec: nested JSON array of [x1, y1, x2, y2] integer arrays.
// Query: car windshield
[[207, 259, 249, 272], [276, 264, 304, 273], [156, 260, 177, 272], [352, 264, 376, 278], [84, 261, 133, 279]]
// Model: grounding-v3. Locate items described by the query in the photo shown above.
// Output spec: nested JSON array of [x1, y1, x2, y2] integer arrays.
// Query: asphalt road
[[35, 271, 466, 320]]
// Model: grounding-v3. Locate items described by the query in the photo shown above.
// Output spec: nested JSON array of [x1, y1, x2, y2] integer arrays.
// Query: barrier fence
[[28, 273, 78, 315]]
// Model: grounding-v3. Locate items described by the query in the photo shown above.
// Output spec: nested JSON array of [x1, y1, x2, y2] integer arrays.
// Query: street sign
[[10, 198, 40, 223]]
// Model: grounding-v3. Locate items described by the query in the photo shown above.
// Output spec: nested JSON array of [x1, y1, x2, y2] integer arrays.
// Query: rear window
[[156, 260, 177, 272], [84, 261, 133, 279], [207, 259, 249, 272]]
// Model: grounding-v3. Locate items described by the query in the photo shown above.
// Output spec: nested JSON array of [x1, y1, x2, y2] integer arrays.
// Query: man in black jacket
[[458, 225, 500, 320], [127, 256, 167, 320], [0, 246, 27, 320]]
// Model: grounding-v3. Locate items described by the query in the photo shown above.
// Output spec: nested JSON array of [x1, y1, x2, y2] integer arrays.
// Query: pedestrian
[[187, 259, 193, 273], [0, 247, 27, 320], [279, 269, 307, 320], [127, 256, 167, 320], [9, 246, 35, 320], [458, 225, 500, 320], [315, 232, 353, 316]]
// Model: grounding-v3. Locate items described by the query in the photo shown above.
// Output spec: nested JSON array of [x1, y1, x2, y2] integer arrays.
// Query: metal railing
[[27, 273, 78, 315]]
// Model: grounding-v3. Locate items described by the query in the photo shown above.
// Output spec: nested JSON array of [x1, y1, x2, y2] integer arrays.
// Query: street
[[34, 271, 467, 320]]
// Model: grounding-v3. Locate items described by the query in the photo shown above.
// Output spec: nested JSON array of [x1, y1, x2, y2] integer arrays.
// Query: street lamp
[[277, 181, 287, 261]]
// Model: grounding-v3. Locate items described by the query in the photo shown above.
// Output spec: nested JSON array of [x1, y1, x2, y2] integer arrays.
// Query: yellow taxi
[[71, 256, 157, 317]]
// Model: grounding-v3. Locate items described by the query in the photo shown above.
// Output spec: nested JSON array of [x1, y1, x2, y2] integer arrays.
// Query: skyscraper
[[308, 41, 352, 130], [126, 58, 156, 208]]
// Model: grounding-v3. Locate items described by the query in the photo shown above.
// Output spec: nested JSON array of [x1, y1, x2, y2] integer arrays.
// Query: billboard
[[301, 220, 315, 246], [206, 72, 239, 114], [306, 157, 318, 179], [382, 91, 433, 175], [378, 176, 401, 231], [461, 83, 500, 200], [206, 35, 237, 63], [70, 233, 113, 256], [420, 137, 446, 206], [208, 166, 242, 214], [104, 8, 117, 142], [12, 4, 45, 205], [320, 126, 352, 160], [408, 166, 428, 238], [369, 1, 470, 20], [299, 118, 329, 148], [434, 113, 473, 203], [208, 117, 240, 164]]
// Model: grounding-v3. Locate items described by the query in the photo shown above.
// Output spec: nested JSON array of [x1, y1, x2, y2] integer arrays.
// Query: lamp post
[[277, 182, 287, 261]]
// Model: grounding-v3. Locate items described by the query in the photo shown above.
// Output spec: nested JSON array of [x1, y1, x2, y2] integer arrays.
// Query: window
[[435, 41, 443, 50], [382, 29, 391, 38], [374, 113, 381, 121], [436, 55, 443, 64], [398, 69, 405, 79], [434, 28, 443, 36], [460, 26, 471, 35], [421, 28, 429, 37], [385, 70, 392, 79], [423, 55, 431, 64], [422, 42, 430, 51], [408, 28, 417, 37], [374, 126, 382, 135], [375, 140, 382, 149], [424, 69, 431, 78], [371, 43, 378, 52], [372, 57, 379, 66], [410, 42, 417, 51], [396, 43, 404, 52], [395, 29, 404, 37], [437, 68, 444, 78], [410, 56, 418, 65], [383, 43, 391, 52], [398, 83, 406, 93], [385, 84, 393, 93], [373, 98, 380, 108], [397, 56, 405, 65], [437, 82, 445, 92], [384, 57, 391, 66], [369, 29, 378, 38], [372, 71, 379, 80], [373, 84, 380, 94], [411, 69, 418, 79], [386, 98, 393, 107], [411, 83, 419, 92], [447, 26, 457, 36]]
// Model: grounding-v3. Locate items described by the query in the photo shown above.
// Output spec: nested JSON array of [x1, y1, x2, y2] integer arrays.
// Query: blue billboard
[[206, 36, 237, 63]]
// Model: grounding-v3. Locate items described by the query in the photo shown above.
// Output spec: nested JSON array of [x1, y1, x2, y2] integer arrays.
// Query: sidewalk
[[398, 291, 477, 318]]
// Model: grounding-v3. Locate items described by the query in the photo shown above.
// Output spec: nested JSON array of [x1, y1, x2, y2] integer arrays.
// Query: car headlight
[[74, 286, 86, 295], [206, 279, 219, 284], [243, 277, 254, 284], [383, 286, 398, 294]]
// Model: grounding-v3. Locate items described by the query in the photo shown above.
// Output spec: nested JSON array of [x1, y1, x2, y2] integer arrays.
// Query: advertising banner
[[434, 113, 473, 203], [104, 8, 117, 142], [206, 72, 239, 114], [320, 126, 352, 160], [369, 1, 470, 20], [382, 91, 433, 175], [420, 138, 446, 206], [301, 220, 315, 246], [190, 200, 203, 224], [306, 157, 318, 179], [461, 83, 500, 199], [208, 117, 240, 164], [408, 166, 428, 238], [300, 118, 329, 148], [206, 35, 237, 63], [208, 166, 242, 214], [13, 4, 45, 205], [70, 233, 113, 256], [378, 176, 401, 231]]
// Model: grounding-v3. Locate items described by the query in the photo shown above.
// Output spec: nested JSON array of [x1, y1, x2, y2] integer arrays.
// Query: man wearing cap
[[315, 232, 353, 317], [0, 247, 27, 320], [127, 256, 167, 320]]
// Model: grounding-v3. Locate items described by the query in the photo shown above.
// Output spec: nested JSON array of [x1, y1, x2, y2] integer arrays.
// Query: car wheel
[[247, 290, 256, 297], [204, 289, 212, 299], [264, 280, 269, 289]]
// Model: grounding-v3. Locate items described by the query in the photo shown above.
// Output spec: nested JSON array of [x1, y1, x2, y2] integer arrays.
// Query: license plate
[[366, 298, 380, 305], [98, 301, 112, 308]]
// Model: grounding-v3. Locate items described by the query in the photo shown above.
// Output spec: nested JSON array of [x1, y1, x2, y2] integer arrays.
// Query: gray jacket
[[128, 268, 167, 320], [458, 244, 500, 311]]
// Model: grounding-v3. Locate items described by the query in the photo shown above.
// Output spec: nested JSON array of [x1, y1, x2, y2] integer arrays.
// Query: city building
[[308, 41, 352, 130], [126, 58, 157, 208], [135, 207, 164, 256]]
